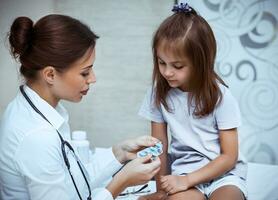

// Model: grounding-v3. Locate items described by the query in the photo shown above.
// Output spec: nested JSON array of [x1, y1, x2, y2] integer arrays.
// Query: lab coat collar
[[22, 85, 69, 130]]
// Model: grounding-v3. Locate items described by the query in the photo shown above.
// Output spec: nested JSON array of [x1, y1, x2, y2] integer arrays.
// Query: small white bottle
[[71, 130, 90, 164]]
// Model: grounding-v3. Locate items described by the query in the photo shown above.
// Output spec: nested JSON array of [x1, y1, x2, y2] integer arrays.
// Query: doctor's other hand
[[137, 190, 168, 200], [113, 135, 160, 163], [117, 154, 160, 186], [107, 155, 161, 198]]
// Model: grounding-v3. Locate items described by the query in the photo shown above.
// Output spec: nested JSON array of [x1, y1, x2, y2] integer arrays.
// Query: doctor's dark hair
[[8, 14, 99, 80], [152, 7, 227, 117]]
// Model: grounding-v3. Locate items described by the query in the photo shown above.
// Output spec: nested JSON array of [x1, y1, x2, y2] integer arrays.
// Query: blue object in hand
[[137, 142, 163, 159]]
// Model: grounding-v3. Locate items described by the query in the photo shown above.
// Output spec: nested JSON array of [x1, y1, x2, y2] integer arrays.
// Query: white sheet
[[247, 162, 278, 200]]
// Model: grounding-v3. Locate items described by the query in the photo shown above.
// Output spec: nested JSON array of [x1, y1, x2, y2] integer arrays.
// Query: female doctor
[[0, 14, 161, 200]]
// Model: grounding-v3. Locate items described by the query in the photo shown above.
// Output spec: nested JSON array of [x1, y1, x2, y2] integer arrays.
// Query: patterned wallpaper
[[182, 0, 278, 164]]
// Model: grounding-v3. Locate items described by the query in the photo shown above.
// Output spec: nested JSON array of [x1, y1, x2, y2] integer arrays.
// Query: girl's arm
[[187, 128, 239, 187], [135, 122, 170, 200], [151, 121, 169, 190]]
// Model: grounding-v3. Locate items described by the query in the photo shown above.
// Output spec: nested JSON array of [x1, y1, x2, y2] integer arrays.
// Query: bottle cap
[[72, 130, 87, 141]]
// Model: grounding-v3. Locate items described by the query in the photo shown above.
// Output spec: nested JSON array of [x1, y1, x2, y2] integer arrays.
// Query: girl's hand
[[160, 175, 190, 195], [137, 190, 168, 200], [113, 135, 160, 163]]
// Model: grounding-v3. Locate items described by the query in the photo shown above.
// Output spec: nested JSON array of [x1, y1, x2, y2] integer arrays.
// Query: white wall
[[0, 0, 55, 113], [53, 0, 173, 147]]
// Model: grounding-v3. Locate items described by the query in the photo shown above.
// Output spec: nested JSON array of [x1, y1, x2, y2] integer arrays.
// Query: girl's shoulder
[[215, 83, 239, 115], [217, 82, 236, 101], [218, 82, 229, 95]]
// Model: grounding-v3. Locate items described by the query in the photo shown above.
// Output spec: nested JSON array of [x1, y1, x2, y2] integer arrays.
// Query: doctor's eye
[[81, 72, 90, 77]]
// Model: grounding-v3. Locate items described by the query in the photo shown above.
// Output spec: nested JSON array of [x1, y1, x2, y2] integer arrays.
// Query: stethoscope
[[19, 85, 92, 200]]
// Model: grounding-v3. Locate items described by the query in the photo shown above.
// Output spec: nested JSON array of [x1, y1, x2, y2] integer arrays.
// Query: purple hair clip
[[172, 2, 192, 13]]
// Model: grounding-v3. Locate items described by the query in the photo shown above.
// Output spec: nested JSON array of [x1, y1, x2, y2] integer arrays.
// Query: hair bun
[[9, 16, 33, 58]]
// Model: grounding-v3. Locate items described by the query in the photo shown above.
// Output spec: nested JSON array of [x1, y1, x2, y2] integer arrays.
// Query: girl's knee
[[168, 189, 205, 200], [209, 185, 245, 200]]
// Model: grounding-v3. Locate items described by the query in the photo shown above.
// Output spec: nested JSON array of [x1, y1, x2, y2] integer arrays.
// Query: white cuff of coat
[[92, 187, 114, 200]]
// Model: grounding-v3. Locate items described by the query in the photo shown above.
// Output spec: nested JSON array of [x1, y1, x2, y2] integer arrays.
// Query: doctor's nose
[[88, 70, 96, 84]]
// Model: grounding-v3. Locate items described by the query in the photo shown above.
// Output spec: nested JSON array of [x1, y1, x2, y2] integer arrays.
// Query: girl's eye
[[158, 61, 166, 65], [174, 65, 184, 69]]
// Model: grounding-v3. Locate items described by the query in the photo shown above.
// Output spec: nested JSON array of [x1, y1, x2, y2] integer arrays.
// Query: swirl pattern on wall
[[236, 60, 257, 81], [199, 0, 278, 164], [240, 80, 278, 129]]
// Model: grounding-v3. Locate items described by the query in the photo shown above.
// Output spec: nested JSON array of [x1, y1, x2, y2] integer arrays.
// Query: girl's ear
[[41, 66, 57, 85]]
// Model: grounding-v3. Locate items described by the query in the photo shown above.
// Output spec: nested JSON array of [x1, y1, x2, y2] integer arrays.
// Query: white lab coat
[[0, 85, 122, 200]]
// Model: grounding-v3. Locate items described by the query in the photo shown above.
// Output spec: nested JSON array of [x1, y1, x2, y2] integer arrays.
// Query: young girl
[[138, 3, 247, 200], [0, 14, 161, 200]]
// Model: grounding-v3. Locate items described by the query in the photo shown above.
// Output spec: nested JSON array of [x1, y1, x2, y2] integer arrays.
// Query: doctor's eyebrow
[[82, 65, 93, 70]]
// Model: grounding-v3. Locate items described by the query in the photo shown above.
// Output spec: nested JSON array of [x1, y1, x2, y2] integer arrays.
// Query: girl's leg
[[209, 185, 245, 200], [167, 188, 206, 200]]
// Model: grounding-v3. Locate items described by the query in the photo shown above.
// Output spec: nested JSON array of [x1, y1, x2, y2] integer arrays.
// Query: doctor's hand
[[113, 135, 160, 163], [119, 155, 161, 186], [107, 155, 161, 198]]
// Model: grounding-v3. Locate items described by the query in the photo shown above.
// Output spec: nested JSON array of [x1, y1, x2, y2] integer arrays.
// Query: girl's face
[[53, 48, 96, 103], [157, 44, 192, 92]]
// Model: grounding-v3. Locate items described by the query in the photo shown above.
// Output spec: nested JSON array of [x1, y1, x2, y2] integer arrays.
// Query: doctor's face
[[53, 47, 96, 103]]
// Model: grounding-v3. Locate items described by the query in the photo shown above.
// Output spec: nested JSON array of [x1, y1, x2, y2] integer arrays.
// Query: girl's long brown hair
[[152, 8, 227, 117]]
